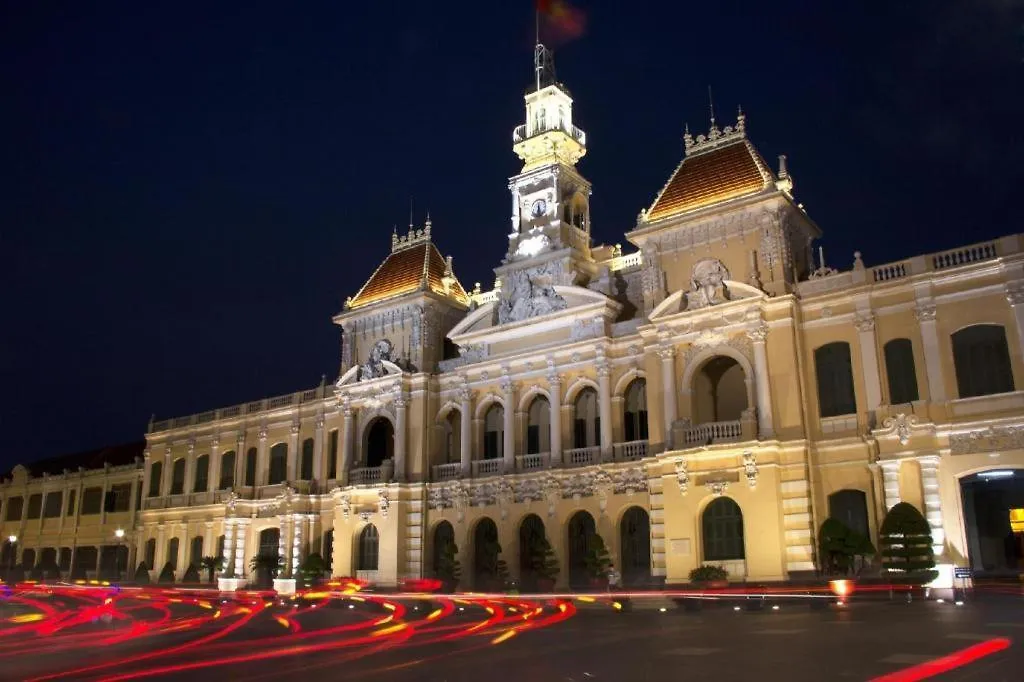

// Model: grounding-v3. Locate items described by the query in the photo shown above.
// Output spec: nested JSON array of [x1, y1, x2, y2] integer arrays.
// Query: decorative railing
[[564, 446, 600, 467], [348, 467, 383, 485], [432, 463, 462, 482], [472, 459, 502, 477], [513, 121, 586, 146], [680, 420, 742, 446], [871, 261, 910, 282], [516, 453, 549, 472], [613, 440, 649, 461], [609, 251, 643, 272], [150, 384, 331, 433]]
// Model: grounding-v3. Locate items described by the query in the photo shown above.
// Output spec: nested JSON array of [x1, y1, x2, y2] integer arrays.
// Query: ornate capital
[[914, 303, 937, 323], [394, 394, 408, 410], [596, 362, 611, 378], [658, 345, 676, 361], [746, 322, 769, 343], [164, 445, 173, 457], [674, 457, 689, 495], [210, 435, 220, 448], [742, 452, 758, 488], [290, 422, 301, 436], [314, 414, 325, 430], [187, 438, 196, 454], [1006, 282, 1024, 306], [499, 377, 513, 394], [880, 413, 917, 446], [257, 426, 268, 442], [236, 433, 246, 446], [853, 312, 876, 332]]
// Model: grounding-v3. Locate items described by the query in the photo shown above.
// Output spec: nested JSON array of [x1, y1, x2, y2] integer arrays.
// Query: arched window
[[526, 396, 551, 454], [623, 379, 648, 442], [518, 514, 546, 587], [828, 489, 870, 538], [148, 461, 162, 497], [484, 404, 504, 460], [814, 342, 857, 418], [170, 458, 186, 495], [167, 538, 180, 570], [884, 338, 919, 405], [952, 324, 1015, 398], [144, 539, 156, 569], [193, 454, 209, 493], [433, 521, 456, 577], [567, 511, 597, 587], [216, 535, 225, 563], [190, 536, 203, 567], [472, 518, 500, 589], [300, 438, 314, 480], [693, 357, 747, 424], [268, 443, 288, 485], [245, 448, 257, 486], [259, 528, 280, 557], [620, 506, 651, 586], [365, 418, 394, 468], [219, 450, 236, 489], [702, 497, 745, 562], [443, 411, 461, 464], [573, 388, 600, 448], [358, 525, 379, 571], [22, 548, 36, 569]]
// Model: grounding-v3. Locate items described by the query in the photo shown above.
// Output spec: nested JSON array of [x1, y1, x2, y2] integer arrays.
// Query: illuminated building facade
[[4, 46, 1024, 589]]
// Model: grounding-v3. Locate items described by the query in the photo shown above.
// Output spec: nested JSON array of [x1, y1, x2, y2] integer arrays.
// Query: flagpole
[[535, 8, 541, 92]]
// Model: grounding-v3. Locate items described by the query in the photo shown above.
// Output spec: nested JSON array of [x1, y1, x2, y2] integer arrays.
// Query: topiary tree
[[879, 502, 937, 585], [819, 518, 878, 576], [299, 553, 327, 586], [200, 556, 223, 583], [584, 534, 612, 581], [158, 562, 176, 584], [434, 540, 461, 588], [476, 540, 508, 590], [134, 562, 151, 585], [528, 536, 560, 587], [182, 564, 201, 584]]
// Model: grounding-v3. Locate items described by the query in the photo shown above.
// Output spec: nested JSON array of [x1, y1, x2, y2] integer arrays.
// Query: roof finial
[[408, 197, 414, 231], [683, 122, 694, 152], [736, 105, 745, 134], [391, 224, 398, 251], [707, 85, 721, 140]]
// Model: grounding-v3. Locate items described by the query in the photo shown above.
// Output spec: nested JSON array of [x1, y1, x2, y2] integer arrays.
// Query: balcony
[[613, 440, 649, 462], [472, 459, 502, 477], [432, 463, 462, 482], [516, 453, 550, 472], [564, 446, 600, 468], [349, 467, 384, 485], [678, 420, 743, 447], [512, 121, 586, 146]]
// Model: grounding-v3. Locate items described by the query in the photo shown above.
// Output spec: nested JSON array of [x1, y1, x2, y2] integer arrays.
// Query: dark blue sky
[[2, 1, 1022, 467]]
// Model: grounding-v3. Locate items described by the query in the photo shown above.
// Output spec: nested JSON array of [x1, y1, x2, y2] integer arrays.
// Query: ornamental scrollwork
[[949, 425, 1024, 456], [742, 452, 758, 488], [377, 489, 390, 518], [675, 457, 689, 495], [615, 467, 648, 496], [880, 413, 917, 447]]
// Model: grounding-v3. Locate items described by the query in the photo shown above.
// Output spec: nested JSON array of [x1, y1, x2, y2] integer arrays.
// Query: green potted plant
[[157, 562, 176, 584], [584, 534, 612, 588], [434, 540, 461, 592], [133, 562, 151, 585], [477, 540, 509, 592], [182, 563, 201, 584], [200, 556, 223, 583], [249, 553, 284, 587], [529, 536, 560, 592], [879, 502, 937, 598], [299, 553, 328, 587], [688, 565, 729, 588]]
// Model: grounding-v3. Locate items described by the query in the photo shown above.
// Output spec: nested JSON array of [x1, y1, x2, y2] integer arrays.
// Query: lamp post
[[114, 529, 125, 582], [6, 535, 16, 580]]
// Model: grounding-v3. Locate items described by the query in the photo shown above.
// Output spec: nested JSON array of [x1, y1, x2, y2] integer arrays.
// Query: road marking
[[878, 654, 934, 665], [663, 647, 722, 656]]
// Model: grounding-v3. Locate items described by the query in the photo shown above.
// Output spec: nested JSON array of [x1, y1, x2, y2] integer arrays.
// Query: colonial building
[[5, 45, 1024, 589]]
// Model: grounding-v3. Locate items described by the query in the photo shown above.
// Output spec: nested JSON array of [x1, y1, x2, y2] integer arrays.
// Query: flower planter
[[273, 578, 297, 595], [217, 577, 247, 592]]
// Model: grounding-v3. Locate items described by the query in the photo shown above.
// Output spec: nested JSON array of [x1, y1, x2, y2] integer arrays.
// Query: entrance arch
[[472, 518, 500, 589], [620, 506, 651, 586], [365, 418, 394, 468], [692, 356, 748, 425], [701, 497, 745, 571], [518, 514, 546, 589], [357, 524, 379, 572], [567, 511, 597, 588], [432, 521, 455, 577], [960, 468, 1024, 576]]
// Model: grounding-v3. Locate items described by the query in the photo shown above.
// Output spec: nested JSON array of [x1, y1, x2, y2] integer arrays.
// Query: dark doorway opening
[[961, 470, 1024, 576]]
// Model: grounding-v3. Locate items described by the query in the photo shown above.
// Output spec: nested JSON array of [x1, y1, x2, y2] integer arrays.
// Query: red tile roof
[[348, 241, 469, 309]]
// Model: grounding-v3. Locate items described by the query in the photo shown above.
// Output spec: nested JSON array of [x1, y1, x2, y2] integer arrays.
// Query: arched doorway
[[623, 379, 648, 443], [519, 514, 546, 590], [473, 518, 500, 589], [960, 469, 1024, 576], [526, 396, 551, 455], [692, 356, 748, 427], [702, 497, 745, 575], [567, 511, 597, 588], [573, 388, 600, 449], [483, 404, 504, 460], [357, 524, 379, 572], [432, 521, 455, 579], [255, 528, 280, 584], [442, 411, 461, 464], [365, 418, 394, 468], [620, 507, 651, 586]]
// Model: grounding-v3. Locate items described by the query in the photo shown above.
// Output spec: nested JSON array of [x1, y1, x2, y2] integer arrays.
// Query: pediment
[[649, 279, 766, 322]]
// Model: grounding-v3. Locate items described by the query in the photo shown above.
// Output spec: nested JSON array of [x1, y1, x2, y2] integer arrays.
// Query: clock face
[[531, 199, 547, 218]]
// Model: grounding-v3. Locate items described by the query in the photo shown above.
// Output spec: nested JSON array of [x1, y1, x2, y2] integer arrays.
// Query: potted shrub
[[134, 562, 151, 585], [157, 562, 176, 584], [477, 540, 509, 592], [584, 534, 612, 589], [200, 556, 223, 583], [689, 565, 729, 588], [249, 553, 284, 587], [529, 536, 560, 592], [182, 563, 201, 584], [879, 502, 937, 600], [299, 553, 328, 587], [434, 540, 461, 592]]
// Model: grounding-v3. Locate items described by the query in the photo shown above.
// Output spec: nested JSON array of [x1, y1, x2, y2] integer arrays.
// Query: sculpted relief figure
[[497, 265, 568, 324], [687, 258, 731, 309], [359, 338, 394, 381]]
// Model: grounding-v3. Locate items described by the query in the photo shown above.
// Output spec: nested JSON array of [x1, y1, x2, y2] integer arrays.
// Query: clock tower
[[505, 44, 593, 273]]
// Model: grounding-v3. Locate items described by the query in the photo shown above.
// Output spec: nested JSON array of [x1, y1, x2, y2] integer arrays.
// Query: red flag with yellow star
[[537, 0, 586, 43]]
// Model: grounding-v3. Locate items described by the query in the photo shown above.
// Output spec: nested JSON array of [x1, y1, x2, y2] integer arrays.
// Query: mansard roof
[[346, 221, 470, 311], [646, 114, 775, 222]]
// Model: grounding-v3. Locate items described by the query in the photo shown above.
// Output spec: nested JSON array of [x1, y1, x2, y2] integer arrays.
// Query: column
[[747, 323, 775, 438], [547, 373, 562, 467], [914, 303, 945, 402], [501, 376, 515, 473], [141, 449, 152, 503], [394, 394, 408, 482], [1005, 283, 1024, 358], [155, 524, 167, 572], [234, 519, 249, 578], [917, 455, 945, 558], [340, 406, 354, 486], [222, 519, 235, 577], [854, 312, 882, 414], [203, 521, 214, 562], [99, 473, 110, 525], [161, 446, 173, 496], [277, 517, 288, 576], [288, 422, 300, 482], [291, 515, 303, 578], [256, 427, 269, 486], [128, 475, 139, 530], [459, 388, 472, 477], [880, 460, 901, 512], [235, 434, 246, 487], [313, 414, 326, 482], [184, 441, 197, 495], [210, 438, 221, 492], [597, 363, 613, 462], [659, 346, 677, 449]]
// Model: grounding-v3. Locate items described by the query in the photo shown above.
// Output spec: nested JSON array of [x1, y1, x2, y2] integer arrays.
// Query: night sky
[[2, 1, 1022, 468]]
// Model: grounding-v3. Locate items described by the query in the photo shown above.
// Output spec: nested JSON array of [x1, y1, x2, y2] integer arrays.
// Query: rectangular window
[[328, 430, 339, 479], [26, 494, 42, 519], [81, 488, 103, 515], [104, 484, 132, 513], [5, 496, 23, 521], [884, 338, 920, 405], [43, 492, 63, 518], [527, 425, 540, 454], [66, 490, 76, 516], [484, 431, 500, 459], [574, 419, 586, 448]]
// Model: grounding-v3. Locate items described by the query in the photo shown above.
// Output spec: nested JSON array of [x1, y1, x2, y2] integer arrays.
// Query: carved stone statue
[[497, 265, 568, 324], [688, 258, 731, 309], [359, 339, 394, 381]]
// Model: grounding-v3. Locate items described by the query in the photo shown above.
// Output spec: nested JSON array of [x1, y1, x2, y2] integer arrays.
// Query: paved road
[[1, 586, 1020, 681]]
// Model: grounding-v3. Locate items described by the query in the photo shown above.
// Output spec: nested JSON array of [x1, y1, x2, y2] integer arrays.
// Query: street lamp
[[114, 529, 125, 582]]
